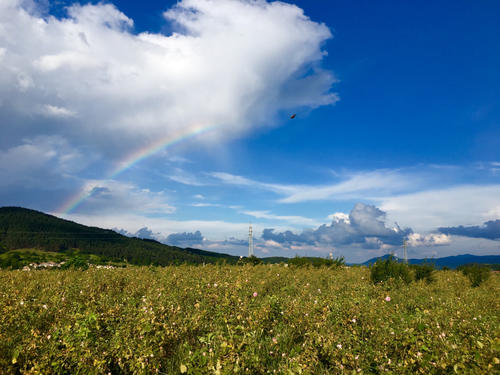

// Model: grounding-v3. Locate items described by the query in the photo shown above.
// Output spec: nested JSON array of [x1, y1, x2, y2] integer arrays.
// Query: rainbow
[[58, 122, 215, 214]]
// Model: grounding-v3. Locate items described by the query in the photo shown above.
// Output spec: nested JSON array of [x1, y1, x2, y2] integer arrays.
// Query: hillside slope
[[0, 207, 237, 265], [361, 253, 500, 269]]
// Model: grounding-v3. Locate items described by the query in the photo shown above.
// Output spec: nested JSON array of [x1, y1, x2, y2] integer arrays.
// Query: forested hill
[[0, 207, 238, 265]]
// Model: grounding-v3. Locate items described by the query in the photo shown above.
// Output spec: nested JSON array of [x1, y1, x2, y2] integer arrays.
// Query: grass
[[0, 265, 498, 374]]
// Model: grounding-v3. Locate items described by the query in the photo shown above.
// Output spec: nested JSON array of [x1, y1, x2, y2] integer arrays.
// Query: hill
[[0, 207, 238, 266], [361, 253, 500, 269]]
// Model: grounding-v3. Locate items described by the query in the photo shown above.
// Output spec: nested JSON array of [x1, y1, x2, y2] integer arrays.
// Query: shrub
[[413, 262, 435, 283], [458, 263, 490, 287], [288, 256, 310, 267], [370, 256, 412, 285], [237, 255, 262, 265], [288, 256, 345, 268], [329, 256, 346, 267], [60, 256, 89, 270]]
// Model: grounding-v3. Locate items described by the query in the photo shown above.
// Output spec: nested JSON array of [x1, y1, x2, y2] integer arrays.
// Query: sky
[[1, 0, 499, 262]]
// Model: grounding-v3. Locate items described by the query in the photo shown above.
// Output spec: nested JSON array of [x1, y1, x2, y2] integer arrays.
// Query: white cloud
[[242, 210, 320, 226], [327, 212, 350, 223], [56, 212, 267, 242], [55, 208, 500, 261], [407, 233, 451, 247], [191, 202, 221, 207], [0, 136, 91, 187], [210, 169, 422, 203], [67, 179, 175, 215], [210, 168, 500, 235], [278, 170, 417, 203], [261, 203, 411, 249], [377, 185, 500, 231], [0, 0, 337, 158], [43, 104, 76, 118], [168, 168, 207, 186]]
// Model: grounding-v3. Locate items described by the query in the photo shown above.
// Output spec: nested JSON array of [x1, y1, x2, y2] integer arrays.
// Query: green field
[[1, 265, 498, 374]]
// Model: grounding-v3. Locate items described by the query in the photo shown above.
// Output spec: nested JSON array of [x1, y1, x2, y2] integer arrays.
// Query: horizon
[[2, 204, 500, 265], [1, 0, 499, 263]]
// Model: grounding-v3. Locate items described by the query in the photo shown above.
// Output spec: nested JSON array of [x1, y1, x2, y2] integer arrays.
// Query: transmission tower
[[248, 224, 254, 257]]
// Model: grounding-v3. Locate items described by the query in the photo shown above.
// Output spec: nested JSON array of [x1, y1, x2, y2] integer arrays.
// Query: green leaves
[[370, 256, 412, 285], [0, 265, 497, 373], [458, 264, 491, 287]]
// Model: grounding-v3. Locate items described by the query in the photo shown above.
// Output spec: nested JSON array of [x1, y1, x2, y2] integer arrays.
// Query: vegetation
[[238, 255, 263, 265], [458, 263, 491, 287], [260, 257, 289, 264], [412, 262, 436, 284], [0, 248, 127, 270], [370, 255, 412, 285], [0, 207, 238, 266], [1, 265, 497, 374], [288, 255, 345, 268]]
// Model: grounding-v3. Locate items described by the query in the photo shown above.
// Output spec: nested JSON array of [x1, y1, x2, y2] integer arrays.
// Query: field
[[0, 265, 498, 374]]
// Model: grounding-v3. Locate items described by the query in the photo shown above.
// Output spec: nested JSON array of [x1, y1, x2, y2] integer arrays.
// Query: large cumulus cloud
[[0, 0, 337, 157], [262, 203, 412, 249]]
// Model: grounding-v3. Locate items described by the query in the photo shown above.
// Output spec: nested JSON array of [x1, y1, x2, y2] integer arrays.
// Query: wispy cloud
[[242, 210, 321, 226], [210, 169, 423, 203], [278, 170, 415, 203], [168, 168, 207, 186], [377, 185, 500, 231], [191, 202, 222, 207], [209, 172, 296, 195], [43, 104, 76, 118], [61, 179, 175, 215], [210, 167, 500, 234]]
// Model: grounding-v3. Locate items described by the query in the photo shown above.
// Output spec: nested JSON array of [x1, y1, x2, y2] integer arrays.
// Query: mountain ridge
[[0, 206, 238, 265]]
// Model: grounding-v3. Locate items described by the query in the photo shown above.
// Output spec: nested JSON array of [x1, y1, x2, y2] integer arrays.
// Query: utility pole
[[248, 224, 254, 257]]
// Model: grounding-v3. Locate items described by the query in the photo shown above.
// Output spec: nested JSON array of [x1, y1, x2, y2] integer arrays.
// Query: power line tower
[[403, 239, 408, 264], [248, 224, 254, 257]]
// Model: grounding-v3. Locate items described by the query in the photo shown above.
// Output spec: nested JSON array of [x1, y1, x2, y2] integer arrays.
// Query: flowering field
[[0, 265, 498, 374]]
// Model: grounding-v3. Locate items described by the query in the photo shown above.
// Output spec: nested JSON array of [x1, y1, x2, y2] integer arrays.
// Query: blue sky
[[0, 0, 499, 261]]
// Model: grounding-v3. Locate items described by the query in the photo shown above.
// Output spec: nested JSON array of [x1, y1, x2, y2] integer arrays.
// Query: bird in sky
[[290, 114, 296, 119]]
